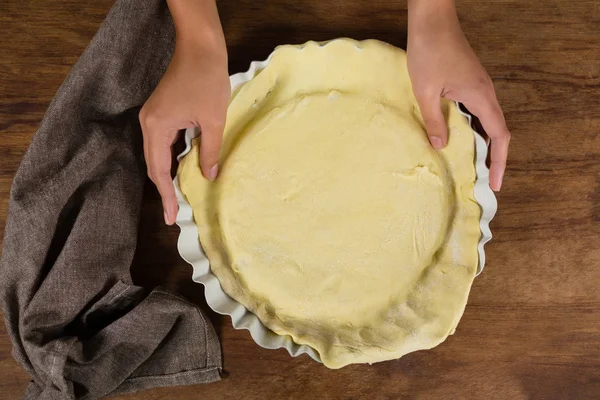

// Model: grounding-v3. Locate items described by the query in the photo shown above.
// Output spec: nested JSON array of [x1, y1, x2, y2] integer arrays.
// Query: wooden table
[[1, 1, 599, 398]]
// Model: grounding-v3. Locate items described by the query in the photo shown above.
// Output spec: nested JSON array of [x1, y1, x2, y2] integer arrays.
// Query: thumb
[[416, 95, 448, 149], [199, 119, 225, 181]]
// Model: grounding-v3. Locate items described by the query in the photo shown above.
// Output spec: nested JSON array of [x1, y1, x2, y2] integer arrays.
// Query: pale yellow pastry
[[178, 39, 481, 368]]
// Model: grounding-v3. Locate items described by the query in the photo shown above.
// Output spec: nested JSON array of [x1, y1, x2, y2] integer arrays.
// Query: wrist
[[176, 25, 227, 60]]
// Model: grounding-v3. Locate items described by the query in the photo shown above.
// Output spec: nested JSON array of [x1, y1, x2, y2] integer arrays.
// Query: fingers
[[416, 94, 448, 149], [199, 119, 225, 181], [466, 95, 511, 191], [140, 113, 179, 225], [148, 135, 178, 224]]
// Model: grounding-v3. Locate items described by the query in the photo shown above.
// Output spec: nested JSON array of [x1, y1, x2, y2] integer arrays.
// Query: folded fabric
[[0, 0, 221, 398]]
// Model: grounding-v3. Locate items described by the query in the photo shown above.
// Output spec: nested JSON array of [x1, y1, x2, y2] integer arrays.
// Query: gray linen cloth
[[0, 0, 222, 398]]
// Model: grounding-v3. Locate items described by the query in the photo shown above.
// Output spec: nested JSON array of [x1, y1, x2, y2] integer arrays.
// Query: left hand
[[140, 0, 229, 225], [406, 0, 511, 191]]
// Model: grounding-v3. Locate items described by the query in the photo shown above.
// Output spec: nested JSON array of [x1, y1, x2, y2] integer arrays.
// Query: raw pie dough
[[178, 39, 481, 368]]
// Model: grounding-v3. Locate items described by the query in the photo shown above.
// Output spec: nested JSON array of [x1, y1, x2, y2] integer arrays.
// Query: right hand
[[139, 37, 230, 225]]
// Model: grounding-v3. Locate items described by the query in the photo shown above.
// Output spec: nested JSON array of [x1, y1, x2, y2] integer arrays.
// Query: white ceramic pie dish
[[173, 40, 497, 364]]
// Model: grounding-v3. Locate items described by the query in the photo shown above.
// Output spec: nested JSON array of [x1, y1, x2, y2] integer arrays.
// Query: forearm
[[407, 0, 462, 45], [166, 0, 226, 55], [407, 0, 458, 31]]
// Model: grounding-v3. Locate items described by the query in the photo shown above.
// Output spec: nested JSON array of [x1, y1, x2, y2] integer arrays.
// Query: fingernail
[[429, 136, 444, 149], [209, 163, 219, 181], [495, 177, 503, 192], [490, 173, 503, 192], [164, 203, 178, 225]]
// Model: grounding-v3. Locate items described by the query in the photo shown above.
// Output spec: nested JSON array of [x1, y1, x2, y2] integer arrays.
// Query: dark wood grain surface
[[1, 1, 599, 399]]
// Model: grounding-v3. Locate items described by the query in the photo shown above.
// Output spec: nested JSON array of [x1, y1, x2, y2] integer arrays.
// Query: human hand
[[406, 0, 510, 191], [139, 1, 229, 225]]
